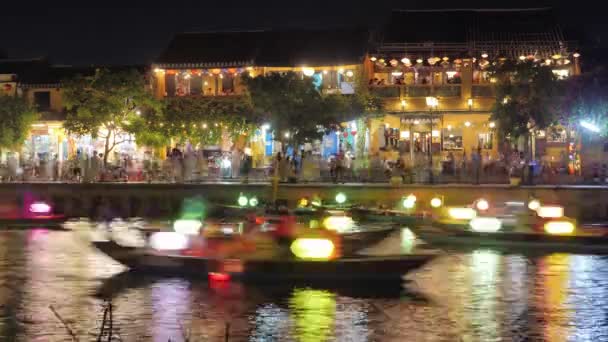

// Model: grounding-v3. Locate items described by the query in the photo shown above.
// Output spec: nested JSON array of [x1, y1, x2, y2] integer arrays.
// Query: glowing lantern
[[401, 57, 411, 66], [211, 68, 221, 75], [298, 198, 309, 207], [537, 206, 564, 219], [475, 199, 489, 211], [448, 207, 477, 220], [335, 193, 347, 204], [249, 197, 259, 207], [430, 197, 443, 208], [29, 202, 51, 214], [370, 56, 377, 61], [470, 217, 502, 233], [238, 194, 248, 207], [302, 67, 315, 76], [149, 232, 188, 251], [389, 59, 399, 67], [402, 194, 417, 209], [173, 219, 202, 235], [322, 216, 354, 232], [544, 220, 575, 235], [345, 70, 354, 77], [528, 199, 541, 211], [290, 238, 335, 260]]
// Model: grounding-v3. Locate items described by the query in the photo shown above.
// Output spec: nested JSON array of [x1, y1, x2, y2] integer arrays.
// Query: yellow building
[[151, 28, 370, 165], [366, 8, 580, 170]]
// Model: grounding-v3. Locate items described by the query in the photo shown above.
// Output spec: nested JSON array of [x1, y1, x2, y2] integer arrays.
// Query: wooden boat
[[350, 207, 427, 226], [412, 224, 608, 254], [92, 240, 436, 284], [0, 215, 67, 228]]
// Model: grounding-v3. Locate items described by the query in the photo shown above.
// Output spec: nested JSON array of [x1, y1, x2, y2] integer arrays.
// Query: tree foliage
[[0, 95, 39, 149], [242, 71, 379, 145], [491, 61, 561, 140], [142, 96, 257, 147], [62, 68, 162, 162], [560, 66, 608, 137]]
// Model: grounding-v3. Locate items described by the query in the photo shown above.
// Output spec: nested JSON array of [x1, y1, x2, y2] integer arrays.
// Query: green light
[[249, 197, 259, 207], [335, 193, 347, 204], [402, 194, 416, 209], [237, 194, 248, 207]]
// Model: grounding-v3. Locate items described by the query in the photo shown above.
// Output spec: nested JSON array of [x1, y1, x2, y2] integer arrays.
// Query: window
[[176, 73, 190, 96], [442, 128, 463, 150], [478, 132, 494, 149], [221, 74, 235, 94], [33, 91, 51, 111]]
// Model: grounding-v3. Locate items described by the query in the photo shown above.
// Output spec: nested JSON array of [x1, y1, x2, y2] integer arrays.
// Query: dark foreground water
[[1, 229, 608, 341]]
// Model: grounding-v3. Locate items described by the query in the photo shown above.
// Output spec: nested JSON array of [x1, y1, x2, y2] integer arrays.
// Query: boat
[[350, 207, 428, 226], [412, 224, 608, 254], [0, 200, 66, 228], [91, 238, 436, 284]]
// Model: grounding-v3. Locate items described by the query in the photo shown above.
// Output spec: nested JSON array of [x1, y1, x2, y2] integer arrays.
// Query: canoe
[[350, 207, 426, 226], [92, 240, 436, 284], [413, 225, 608, 254], [0, 215, 66, 228]]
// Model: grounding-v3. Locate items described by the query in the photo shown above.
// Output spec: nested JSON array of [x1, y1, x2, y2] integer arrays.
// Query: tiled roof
[[155, 28, 371, 68]]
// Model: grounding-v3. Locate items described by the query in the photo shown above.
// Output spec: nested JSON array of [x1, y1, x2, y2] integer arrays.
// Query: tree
[[242, 71, 352, 148], [62, 68, 162, 164], [561, 66, 608, 137], [0, 95, 39, 149], [491, 61, 561, 156]]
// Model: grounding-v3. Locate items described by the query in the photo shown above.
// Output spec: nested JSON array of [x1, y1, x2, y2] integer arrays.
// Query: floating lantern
[[544, 220, 575, 235], [335, 193, 347, 204], [431, 197, 443, 208], [528, 199, 541, 211], [537, 206, 564, 219], [173, 219, 202, 235], [237, 194, 248, 207], [470, 217, 502, 233], [448, 207, 477, 220], [290, 238, 335, 260], [149, 232, 188, 251], [475, 199, 489, 211]]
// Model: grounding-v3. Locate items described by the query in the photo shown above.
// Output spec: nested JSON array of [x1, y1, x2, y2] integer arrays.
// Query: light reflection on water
[[0, 230, 608, 341]]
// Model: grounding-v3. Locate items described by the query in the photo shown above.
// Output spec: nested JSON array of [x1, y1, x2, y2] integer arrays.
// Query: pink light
[[29, 202, 52, 214], [208, 272, 231, 282]]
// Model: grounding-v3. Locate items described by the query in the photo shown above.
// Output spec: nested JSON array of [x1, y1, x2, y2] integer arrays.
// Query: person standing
[[472, 147, 481, 184]]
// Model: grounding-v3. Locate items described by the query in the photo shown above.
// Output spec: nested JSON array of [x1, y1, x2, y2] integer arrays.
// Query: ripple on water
[[0, 230, 608, 341]]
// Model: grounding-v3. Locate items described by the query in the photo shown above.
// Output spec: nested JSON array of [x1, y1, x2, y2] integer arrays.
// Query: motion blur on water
[[1, 228, 608, 341]]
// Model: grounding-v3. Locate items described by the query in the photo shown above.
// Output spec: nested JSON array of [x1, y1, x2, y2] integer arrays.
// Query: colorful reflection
[[537, 253, 571, 342], [289, 288, 336, 342], [470, 250, 501, 340]]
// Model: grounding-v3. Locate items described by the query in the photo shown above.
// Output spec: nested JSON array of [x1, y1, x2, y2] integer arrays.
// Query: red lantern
[[351, 130, 357, 136], [3, 84, 12, 91], [343, 132, 349, 138]]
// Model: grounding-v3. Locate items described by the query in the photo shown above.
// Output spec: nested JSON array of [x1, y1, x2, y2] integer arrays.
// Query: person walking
[[472, 147, 481, 184]]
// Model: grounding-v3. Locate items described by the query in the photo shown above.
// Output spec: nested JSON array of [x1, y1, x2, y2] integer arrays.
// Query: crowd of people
[[1, 146, 605, 185]]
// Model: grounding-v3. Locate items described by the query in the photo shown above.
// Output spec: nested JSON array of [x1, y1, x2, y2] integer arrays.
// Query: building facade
[[366, 8, 581, 173]]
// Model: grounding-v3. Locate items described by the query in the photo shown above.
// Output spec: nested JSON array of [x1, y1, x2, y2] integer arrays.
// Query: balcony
[[369, 85, 400, 98], [472, 85, 495, 98], [434, 85, 461, 97], [405, 85, 431, 97]]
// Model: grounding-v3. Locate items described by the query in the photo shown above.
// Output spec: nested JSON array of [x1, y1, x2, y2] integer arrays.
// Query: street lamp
[[426, 97, 438, 184]]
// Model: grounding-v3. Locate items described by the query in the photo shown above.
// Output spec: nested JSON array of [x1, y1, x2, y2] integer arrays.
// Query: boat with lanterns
[[87, 222, 436, 283], [411, 197, 608, 254], [0, 199, 66, 227]]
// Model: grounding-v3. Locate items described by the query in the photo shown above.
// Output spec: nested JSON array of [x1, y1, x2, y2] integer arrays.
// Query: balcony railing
[[405, 85, 431, 97], [434, 85, 461, 97], [369, 85, 400, 98], [472, 85, 496, 98]]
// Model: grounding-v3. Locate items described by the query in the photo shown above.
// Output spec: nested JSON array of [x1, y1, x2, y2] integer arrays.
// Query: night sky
[[1, 0, 605, 66]]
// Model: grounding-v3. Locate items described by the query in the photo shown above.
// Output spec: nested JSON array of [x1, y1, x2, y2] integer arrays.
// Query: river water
[[1, 229, 608, 341]]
